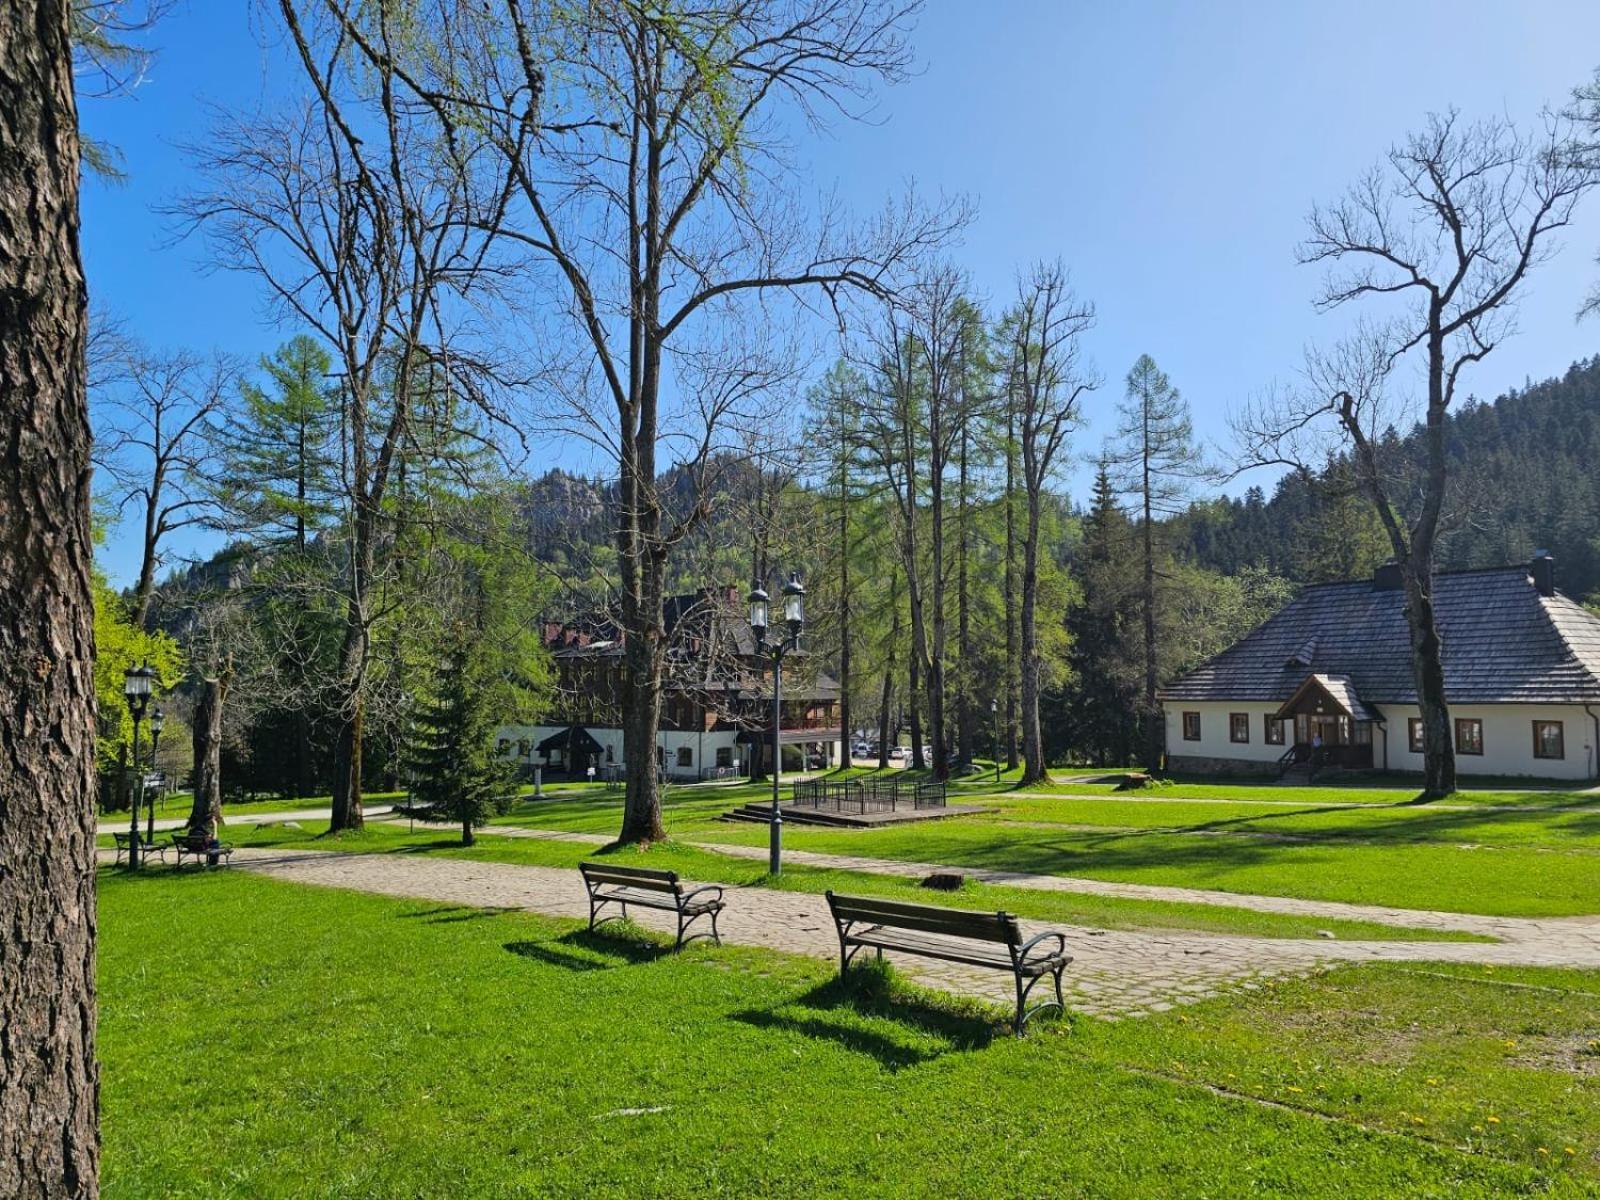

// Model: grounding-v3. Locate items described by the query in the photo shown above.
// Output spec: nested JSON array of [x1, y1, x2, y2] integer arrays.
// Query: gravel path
[[220, 841, 1600, 1020]]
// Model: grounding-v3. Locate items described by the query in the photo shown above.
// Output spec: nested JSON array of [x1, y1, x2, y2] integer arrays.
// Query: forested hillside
[[1172, 356, 1600, 601]]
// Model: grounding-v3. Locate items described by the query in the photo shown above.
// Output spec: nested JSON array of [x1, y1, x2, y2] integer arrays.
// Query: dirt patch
[[1509, 1032, 1600, 1078]]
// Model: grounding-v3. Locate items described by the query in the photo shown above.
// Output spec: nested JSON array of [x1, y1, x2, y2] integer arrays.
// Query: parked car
[[851, 741, 872, 759], [888, 745, 909, 763]]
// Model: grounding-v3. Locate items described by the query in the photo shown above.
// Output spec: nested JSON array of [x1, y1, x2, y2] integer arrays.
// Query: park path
[[457, 821, 1554, 941], [95, 805, 394, 837], [219, 840, 1600, 1020]]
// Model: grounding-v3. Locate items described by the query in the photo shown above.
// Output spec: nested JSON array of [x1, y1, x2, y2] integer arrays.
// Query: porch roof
[[536, 725, 603, 755], [1271, 672, 1382, 723]]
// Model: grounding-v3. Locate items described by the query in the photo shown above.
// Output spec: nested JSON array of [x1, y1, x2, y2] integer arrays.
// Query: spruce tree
[[408, 637, 514, 847]]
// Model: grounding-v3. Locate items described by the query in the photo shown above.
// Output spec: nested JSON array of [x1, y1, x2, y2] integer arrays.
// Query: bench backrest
[[579, 861, 681, 894], [825, 891, 1022, 946]]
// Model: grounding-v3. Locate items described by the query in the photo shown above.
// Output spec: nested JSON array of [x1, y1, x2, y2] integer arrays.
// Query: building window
[[606, 744, 614, 763], [1264, 716, 1284, 745], [1533, 720, 1565, 760], [1455, 718, 1483, 756], [1408, 718, 1424, 754], [676, 746, 693, 767], [716, 746, 732, 768], [1229, 713, 1250, 743], [1182, 711, 1201, 741]]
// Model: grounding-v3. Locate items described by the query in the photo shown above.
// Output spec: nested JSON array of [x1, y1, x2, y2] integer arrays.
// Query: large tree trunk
[[1405, 567, 1457, 799], [837, 449, 851, 772], [955, 421, 972, 766], [1019, 497, 1046, 784], [1003, 402, 1019, 770], [617, 560, 667, 844], [0, 3, 101, 1194], [1141, 448, 1161, 772], [189, 676, 226, 836], [328, 596, 367, 831], [927, 407, 948, 780]]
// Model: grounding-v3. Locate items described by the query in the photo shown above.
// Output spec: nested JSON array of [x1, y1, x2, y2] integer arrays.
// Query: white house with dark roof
[[1159, 553, 1600, 782]]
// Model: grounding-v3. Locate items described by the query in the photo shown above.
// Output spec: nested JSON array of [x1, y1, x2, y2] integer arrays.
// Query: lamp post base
[[769, 810, 782, 876]]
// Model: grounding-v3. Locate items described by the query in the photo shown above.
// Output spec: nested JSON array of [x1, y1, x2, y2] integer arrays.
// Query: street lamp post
[[122, 663, 153, 869], [991, 698, 1001, 783], [147, 705, 165, 845], [750, 572, 805, 876]]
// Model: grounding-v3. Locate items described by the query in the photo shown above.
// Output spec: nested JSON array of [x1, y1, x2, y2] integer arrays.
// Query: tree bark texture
[[188, 676, 226, 836], [0, 2, 101, 1194]]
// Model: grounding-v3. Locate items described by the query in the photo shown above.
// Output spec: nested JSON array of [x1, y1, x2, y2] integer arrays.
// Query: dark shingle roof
[[1161, 566, 1600, 706]]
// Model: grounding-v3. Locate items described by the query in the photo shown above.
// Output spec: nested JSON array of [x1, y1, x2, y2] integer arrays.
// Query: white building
[[495, 587, 843, 782], [1160, 554, 1600, 782]]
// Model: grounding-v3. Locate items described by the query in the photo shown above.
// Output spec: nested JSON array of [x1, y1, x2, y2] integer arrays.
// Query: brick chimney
[[1531, 550, 1556, 597]]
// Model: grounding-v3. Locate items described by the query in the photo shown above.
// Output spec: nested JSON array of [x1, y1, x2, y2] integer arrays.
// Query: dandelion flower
[[1487, 1116, 1502, 1125]]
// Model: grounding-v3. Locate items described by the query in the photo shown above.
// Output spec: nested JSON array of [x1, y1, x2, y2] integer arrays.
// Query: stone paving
[[222, 840, 1600, 1020]]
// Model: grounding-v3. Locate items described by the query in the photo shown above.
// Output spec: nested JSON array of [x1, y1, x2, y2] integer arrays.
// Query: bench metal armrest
[[679, 884, 723, 907], [1018, 930, 1067, 964]]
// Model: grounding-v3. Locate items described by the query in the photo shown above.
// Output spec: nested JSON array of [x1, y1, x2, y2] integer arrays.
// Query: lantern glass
[[123, 664, 152, 699], [151, 707, 165, 735], [748, 585, 770, 635], [782, 572, 805, 626]]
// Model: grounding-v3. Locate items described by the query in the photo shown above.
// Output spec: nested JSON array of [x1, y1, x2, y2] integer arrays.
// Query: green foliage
[[91, 566, 182, 770], [407, 640, 516, 843], [211, 335, 339, 549], [1175, 356, 1600, 598]]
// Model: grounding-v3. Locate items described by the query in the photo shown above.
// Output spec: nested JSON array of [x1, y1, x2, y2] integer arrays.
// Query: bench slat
[[592, 886, 721, 912], [580, 862, 679, 891], [826, 892, 1020, 944]]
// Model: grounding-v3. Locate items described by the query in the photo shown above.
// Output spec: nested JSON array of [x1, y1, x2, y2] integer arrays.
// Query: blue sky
[[84, 2, 1600, 584]]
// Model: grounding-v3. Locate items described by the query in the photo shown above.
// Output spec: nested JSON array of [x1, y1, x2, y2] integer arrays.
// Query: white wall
[[1373, 703, 1598, 782], [1162, 701, 1600, 781], [493, 723, 843, 780], [1162, 702, 1290, 765]]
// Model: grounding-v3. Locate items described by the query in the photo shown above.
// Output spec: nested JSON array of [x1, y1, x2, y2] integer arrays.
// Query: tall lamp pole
[[750, 572, 805, 876], [122, 663, 153, 869], [991, 697, 1001, 783], [147, 705, 165, 845]]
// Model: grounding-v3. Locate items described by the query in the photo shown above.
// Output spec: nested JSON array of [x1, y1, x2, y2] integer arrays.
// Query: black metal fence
[[790, 776, 946, 814]]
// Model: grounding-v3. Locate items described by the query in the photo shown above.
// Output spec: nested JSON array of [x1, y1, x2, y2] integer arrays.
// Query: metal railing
[[790, 776, 946, 814]]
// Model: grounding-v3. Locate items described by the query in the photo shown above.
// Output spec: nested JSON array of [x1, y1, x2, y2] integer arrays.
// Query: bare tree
[[1236, 110, 1597, 798], [319, 0, 964, 841], [1002, 262, 1097, 785], [175, 2, 511, 830], [92, 343, 236, 628], [0, 2, 99, 1195]]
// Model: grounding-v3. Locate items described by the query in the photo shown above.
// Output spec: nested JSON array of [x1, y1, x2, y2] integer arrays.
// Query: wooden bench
[[168, 829, 234, 869], [824, 892, 1073, 1036], [111, 831, 165, 867], [578, 862, 725, 950]]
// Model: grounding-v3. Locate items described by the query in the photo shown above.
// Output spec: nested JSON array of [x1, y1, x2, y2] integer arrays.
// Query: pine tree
[[1107, 354, 1204, 772], [408, 637, 515, 847], [213, 335, 338, 551], [1067, 463, 1141, 764]]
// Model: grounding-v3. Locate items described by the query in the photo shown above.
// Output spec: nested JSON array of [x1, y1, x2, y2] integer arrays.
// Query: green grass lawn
[[98, 869, 1599, 1198], [224, 768, 1600, 918], [148, 818, 1480, 943]]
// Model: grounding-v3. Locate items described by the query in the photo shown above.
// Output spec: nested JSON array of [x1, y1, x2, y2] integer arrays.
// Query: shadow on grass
[[732, 961, 1001, 1070], [504, 926, 672, 972], [397, 904, 521, 924]]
